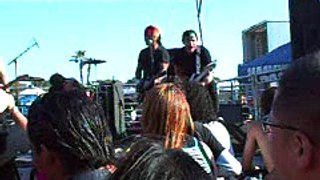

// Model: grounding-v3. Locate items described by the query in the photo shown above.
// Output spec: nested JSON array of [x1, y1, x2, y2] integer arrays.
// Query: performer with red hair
[[135, 25, 170, 101]]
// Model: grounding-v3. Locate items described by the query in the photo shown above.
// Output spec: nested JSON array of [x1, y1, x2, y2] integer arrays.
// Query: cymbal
[[83, 59, 106, 65]]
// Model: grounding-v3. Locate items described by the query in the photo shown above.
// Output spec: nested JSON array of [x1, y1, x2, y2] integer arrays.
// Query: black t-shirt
[[194, 121, 225, 158], [172, 46, 211, 78], [135, 45, 170, 80]]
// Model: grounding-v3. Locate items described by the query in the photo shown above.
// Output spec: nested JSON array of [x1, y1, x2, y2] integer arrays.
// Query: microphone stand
[[8, 41, 38, 100], [196, 0, 204, 46], [8, 41, 38, 78]]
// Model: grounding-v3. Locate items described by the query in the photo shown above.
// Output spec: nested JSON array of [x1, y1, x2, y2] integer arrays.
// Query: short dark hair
[[28, 89, 114, 174], [273, 51, 320, 143], [49, 73, 66, 92], [111, 137, 212, 180], [182, 30, 198, 42], [260, 87, 277, 115], [181, 82, 218, 122]]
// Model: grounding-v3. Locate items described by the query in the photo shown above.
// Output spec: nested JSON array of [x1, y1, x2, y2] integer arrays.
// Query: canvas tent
[[238, 42, 292, 77]]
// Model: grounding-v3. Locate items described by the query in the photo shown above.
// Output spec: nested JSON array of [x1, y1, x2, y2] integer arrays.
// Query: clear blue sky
[[0, 0, 289, 83]]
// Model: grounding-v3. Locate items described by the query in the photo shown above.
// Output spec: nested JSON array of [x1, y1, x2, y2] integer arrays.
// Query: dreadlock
[[28, 89, 114, 175]]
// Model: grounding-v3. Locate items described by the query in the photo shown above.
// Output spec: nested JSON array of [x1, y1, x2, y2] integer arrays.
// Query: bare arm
[[9, 107, 28, 130], [0, 90, 28, 130], [242, 123, 258, 172]]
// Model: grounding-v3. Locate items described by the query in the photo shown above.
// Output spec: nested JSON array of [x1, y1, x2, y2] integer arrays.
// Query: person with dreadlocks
[[135, 25, 170, 101], [27, 89, 114, 179]]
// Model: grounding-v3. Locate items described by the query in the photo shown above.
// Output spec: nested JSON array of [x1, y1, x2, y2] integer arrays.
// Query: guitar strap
[[149, 46, 155, 78], [195, 46, 201, 75]]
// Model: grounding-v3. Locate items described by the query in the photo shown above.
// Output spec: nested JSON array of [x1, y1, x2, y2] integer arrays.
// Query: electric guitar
[[138, 70, 167, 92], [136, 71, 167, 102], [189, 62, 219, 113], [0, 74, 29, 113], [189, 61, 216, 83]]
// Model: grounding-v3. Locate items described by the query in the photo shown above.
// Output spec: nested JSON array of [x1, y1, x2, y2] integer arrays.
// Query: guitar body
[[189, 62, 216, 83], [175, 61, 219, 114], [136, 71, 167, 102]]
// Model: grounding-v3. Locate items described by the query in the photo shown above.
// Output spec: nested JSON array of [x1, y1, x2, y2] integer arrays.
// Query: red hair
[[144, 25, 160, 39]]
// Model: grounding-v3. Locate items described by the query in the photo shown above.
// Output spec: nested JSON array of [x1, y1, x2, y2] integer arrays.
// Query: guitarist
[[172, 30, 214, 84], [172, 30, 217, 109], [135, 25, 170, 101]]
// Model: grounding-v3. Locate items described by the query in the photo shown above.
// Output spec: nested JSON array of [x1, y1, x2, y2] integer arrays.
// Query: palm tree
[[69, 50, 86, 84]]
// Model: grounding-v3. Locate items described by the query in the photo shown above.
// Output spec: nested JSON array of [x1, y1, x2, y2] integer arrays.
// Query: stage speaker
[[289, 0, 320, 59], [219, 104, 242, 123], [98, 81, 126, 139]]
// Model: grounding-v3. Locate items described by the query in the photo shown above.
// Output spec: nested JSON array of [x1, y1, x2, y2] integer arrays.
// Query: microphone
[[146, 39, 153, 46], [33, 37, 40, 48], [34, 41, 39, 48]]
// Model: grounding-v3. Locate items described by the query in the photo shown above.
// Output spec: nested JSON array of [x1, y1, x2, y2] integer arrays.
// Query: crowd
[[0, 25, 320, 180]]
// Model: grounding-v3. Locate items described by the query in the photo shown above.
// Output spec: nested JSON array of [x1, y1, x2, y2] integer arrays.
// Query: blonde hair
[[141, 83, 194, 149]]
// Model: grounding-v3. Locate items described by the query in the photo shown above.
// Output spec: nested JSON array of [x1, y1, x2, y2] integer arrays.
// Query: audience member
[[49, 73, 84, 93], [177, 78, 234, 155], [0, 57, 27, 129], [27, 89, 114, 179], [264, 52, 320, 179], [241, 87, 276, 175], [179, 81, 242, 176], [111, 137, 212, 180], [141, 83, 215, 177]]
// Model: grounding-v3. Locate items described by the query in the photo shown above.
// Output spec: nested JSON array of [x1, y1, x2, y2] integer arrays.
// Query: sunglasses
[[261, 115, 299, 133], [261, 122, 299, 133]]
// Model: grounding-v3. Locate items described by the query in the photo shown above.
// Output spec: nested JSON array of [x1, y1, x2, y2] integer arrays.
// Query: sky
[[0, 0, 289, 83]]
